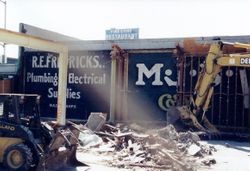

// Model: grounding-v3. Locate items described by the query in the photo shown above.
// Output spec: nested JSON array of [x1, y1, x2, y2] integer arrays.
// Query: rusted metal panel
[[0, 79, 12, 93], [109, 44, 129, 122], [181, 39, 247, 56]]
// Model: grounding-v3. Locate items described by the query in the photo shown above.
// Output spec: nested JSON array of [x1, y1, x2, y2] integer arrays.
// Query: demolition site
[[0, 1, 250, 171]]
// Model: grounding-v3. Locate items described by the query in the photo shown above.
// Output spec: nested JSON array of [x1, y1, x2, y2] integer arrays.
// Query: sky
[[1, 0, 250, 57]]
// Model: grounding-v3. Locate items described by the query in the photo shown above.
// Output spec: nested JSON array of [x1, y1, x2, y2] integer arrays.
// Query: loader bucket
[[36, 124, 86, 171]]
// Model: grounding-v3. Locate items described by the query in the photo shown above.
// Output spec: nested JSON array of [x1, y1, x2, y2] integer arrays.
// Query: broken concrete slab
[[85, 112, 107, 131], [78, 130, 103, 148], [187, 144, 202, 156]]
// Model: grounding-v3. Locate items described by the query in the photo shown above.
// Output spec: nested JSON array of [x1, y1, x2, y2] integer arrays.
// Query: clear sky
[[1, 0, 250, 57]]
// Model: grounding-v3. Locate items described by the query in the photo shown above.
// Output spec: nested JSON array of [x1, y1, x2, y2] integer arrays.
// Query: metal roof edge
[[61, 35, 250, 51]]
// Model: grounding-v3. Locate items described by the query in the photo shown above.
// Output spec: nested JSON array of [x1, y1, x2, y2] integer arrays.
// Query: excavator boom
[[169, 40, 250, 133]]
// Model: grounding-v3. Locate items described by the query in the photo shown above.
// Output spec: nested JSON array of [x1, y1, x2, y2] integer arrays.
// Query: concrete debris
[[156, 124, 179, 141], [78, 129, 103, 148], [179, 131, 201, 143], [85, 112, 107, 131], [187, 144, 201, 156], [201, 158, 216, 166], [78, 122, 217, 171]]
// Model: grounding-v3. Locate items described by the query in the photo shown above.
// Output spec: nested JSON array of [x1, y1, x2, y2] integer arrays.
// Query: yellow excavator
[[169, 40, 250, 133]]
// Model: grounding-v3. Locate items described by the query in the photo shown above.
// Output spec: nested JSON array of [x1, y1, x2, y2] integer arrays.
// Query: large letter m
[[135, 64, 163, 86]]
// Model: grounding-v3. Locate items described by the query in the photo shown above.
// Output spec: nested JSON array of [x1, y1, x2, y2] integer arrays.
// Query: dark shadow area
[[55, 166, 90, 171]]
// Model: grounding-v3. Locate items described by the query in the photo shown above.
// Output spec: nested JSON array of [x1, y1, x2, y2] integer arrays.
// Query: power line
[[0, 0, 6, 63]]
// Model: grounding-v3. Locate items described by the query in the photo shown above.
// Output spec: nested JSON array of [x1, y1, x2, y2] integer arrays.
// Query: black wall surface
[[22, 51, 111, 120], [20, 50, 178, 122], [127, 51, 177, 121]]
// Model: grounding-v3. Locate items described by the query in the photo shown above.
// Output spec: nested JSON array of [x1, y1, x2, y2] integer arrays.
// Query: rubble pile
[[77, 114, 216, 170]]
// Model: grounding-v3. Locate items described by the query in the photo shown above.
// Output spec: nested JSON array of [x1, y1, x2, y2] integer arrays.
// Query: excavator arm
[[169, 41, 250, 133]]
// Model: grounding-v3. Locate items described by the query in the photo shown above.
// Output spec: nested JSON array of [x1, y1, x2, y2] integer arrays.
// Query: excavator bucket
[[36, 124, 86, 171], [167, 106, 219, 133]]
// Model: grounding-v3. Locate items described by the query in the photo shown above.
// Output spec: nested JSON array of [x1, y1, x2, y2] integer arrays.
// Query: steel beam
[[0, 28, 68, 126]]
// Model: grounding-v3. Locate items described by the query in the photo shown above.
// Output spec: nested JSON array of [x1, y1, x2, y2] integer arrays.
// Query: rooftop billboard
[[106, 28, 139, 40]]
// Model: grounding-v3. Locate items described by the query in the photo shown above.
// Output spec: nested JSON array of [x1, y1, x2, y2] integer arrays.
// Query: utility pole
[[0, 0, 6, 63]]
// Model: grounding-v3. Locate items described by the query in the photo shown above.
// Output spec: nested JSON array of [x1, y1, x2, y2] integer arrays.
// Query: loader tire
[[3, 143, 33, 171]]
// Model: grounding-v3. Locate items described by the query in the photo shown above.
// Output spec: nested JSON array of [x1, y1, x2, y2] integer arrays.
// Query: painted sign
[[23, 51, 111, 120], [128, 52, 177, 121]]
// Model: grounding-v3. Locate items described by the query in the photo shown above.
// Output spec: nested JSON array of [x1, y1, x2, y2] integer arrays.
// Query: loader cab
[[0, 94, 42, 136]]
